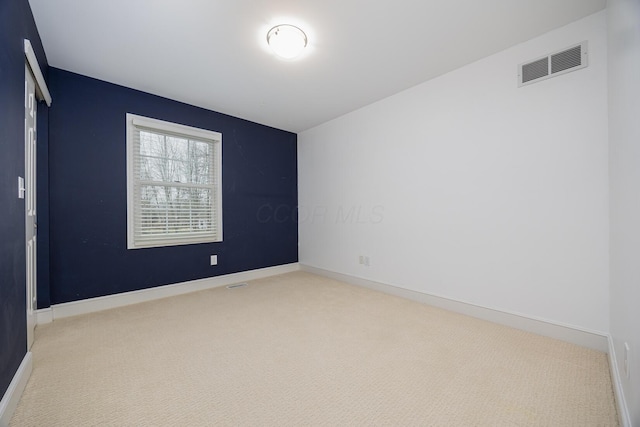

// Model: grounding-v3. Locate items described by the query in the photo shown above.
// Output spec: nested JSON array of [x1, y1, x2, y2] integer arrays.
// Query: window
[[126, 114, 222, 249]]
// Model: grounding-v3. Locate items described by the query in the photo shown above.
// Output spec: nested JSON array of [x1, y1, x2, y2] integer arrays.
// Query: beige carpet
[[11, 271, 618, 426]]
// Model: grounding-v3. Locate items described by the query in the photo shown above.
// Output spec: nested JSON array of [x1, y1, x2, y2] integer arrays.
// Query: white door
[[25, 64, 37, 350]]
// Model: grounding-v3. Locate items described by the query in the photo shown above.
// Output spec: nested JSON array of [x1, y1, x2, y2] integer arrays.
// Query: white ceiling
[[29, 0, 606, 133]]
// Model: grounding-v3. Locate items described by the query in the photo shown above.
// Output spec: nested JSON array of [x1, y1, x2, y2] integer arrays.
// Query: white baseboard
[[41, 263, 300, 322], [36, 307, 52, 324], [608, 335, 632, 427], [0, 352, 32, 427], [300, 264, 609, 352]]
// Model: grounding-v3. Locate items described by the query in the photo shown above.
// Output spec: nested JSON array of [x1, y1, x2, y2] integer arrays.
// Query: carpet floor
[[10, 271, 618, 426]]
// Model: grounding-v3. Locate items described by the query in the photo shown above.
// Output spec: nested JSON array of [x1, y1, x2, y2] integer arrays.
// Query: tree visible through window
[[126, 114, 222, 249]]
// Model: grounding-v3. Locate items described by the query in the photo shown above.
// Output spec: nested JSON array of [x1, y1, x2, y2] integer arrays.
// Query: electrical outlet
[[624, 342, 630, 379], [210, 255, 218, 266], [359, 255, 364, 265]]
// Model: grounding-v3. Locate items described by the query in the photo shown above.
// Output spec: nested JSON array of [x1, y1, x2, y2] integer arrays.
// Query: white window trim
[[126, 113, 223, 249]]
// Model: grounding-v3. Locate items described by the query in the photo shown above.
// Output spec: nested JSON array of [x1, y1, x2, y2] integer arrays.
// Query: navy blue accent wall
[[0, 0, 48, 400], [48, 68, 298, 305]]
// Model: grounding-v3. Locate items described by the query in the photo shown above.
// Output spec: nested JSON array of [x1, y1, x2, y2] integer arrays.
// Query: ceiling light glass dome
[[266, 24, 308, 59]]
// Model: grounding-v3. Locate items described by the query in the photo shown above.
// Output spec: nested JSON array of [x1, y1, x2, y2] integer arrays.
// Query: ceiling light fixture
[[266, 24, 308, 60]]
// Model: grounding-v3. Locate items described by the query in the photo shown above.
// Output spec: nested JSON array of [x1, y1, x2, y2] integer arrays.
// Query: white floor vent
[[518, 41, 588, 87], [226, 283, 248, 289]]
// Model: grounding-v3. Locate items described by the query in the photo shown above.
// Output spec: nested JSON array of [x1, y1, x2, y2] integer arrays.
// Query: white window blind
[[126, 114, 222, 249]]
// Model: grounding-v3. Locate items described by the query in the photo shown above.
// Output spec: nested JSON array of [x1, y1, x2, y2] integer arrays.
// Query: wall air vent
[[518, 41, 588, 87], [521, 57, 549, 84]]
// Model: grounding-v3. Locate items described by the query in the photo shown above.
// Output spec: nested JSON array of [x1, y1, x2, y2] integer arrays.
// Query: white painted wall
[[608, 0, 640, 424], [299, 11, 609, 333]]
